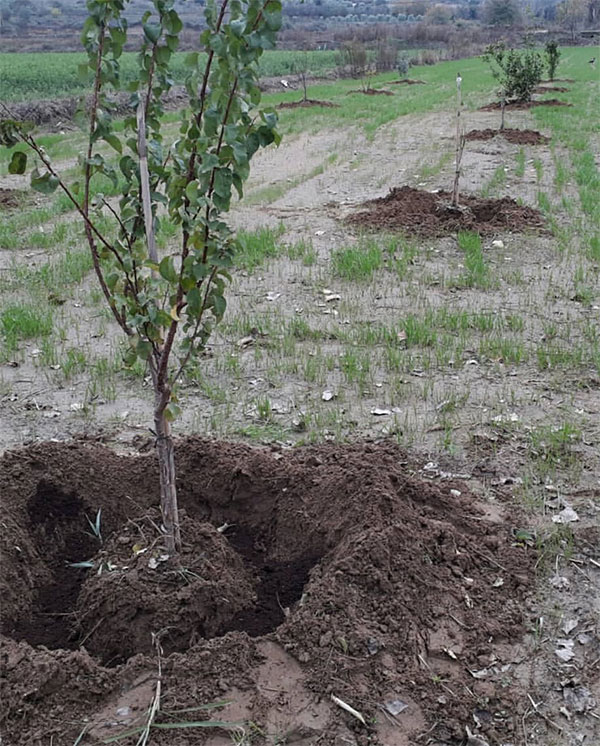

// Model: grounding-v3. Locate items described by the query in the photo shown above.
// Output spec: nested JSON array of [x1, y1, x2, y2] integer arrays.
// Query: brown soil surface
[[465, 128, 550, 145], [348, 185, 546, 237], [0, 187, 21, 209], [0, 438, 536, 745], [540, 78, 576, 83], [348, 88, 394, 96], [389, 79, 426, 85], [479, 99, 572, 111], [533, 85, 570, 93], [277, 99, 338, 109]]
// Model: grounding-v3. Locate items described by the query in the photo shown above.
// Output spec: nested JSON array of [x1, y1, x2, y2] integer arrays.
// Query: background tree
[[1, 0, 282, 554], [483, 0, 522, 25], [558, 0, 587, 42]]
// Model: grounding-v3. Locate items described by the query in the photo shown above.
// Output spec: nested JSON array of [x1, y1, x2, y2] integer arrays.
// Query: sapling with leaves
[[544, 40, 561, 82], [483, 42, 544, 103], [0, 0, 282, 555]]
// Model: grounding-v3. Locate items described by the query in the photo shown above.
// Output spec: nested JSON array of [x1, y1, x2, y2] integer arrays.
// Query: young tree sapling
[[0, 0, 283, 554]]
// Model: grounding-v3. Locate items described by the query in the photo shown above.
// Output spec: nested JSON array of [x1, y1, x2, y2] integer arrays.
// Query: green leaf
[[136, 339, 153, 360], [103, 133, 123, 153], [230, 18, 246, 38], [8, 151, 27, 175], [164, 402, 182, 421], [212, 293, 226, 319], [143, 22, 162, 44], [159, 256, 179, 283], [164, 10, 183, 34], [31, 171, 59, 194]]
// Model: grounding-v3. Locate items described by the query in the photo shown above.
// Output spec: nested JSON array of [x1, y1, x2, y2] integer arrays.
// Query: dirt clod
[[348, 185, 546, 236]]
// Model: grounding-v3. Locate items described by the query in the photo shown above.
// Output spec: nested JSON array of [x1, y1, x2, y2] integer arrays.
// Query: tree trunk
[[154, 404, 181, 554], [500, 93, 506, 131]]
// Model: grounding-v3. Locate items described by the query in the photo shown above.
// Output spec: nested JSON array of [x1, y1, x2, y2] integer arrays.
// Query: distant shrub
[[397, 56, 410, 78]]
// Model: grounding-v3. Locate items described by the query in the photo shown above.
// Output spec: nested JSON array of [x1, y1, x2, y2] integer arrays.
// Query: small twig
[[469, 544, 507, 573], [139, 634, 163, 746]]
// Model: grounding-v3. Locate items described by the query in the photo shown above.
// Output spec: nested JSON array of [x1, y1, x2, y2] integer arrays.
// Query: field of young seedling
[[1, 45, 599, 746]]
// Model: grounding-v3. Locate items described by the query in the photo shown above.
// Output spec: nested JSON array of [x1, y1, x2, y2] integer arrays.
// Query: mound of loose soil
[[0, 438, 536, 745], [277, 98, 338, 109], [348, 185, 546, 237], [465, 128, 550, 145], [347, 88, 394, 96], [533, 85, 570, 93], [389, 79, 426, 85], [479, 98, 572, 111], [0, 188, 21, 209]]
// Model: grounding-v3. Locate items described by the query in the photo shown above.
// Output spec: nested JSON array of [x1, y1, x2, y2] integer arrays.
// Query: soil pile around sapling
[[465, 128, 550, 145], [347, 88, 394, 96], [348, 185, 546, 237], [479, 98, 571, 111], [533, 85, 570, 93], [389, 79, 426, 85], [277, 99, 339, 109], [0, 438, 536, 745]]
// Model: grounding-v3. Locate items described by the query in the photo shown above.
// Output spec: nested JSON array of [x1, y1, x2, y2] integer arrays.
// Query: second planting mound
[[348, 186, 545, 237], [465, 128, 550, 145]]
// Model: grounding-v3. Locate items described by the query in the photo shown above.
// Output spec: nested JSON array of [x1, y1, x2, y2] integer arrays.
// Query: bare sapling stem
[[500, 89, 506, 131], [452, 72, 464, 208]]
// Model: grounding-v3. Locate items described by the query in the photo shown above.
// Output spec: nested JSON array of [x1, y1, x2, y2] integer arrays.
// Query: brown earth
[[0, 438, 536, 746], [277, 99, 339, 110], [465, 128, 550, 145], [540, 78, 576, 83], [347, 185, 546, 237], [0, 187, 21, 209], [479, 99, 572, 112], [389, 79, 427, 85], [347, 88, 394, 96], [533, 85, 570, 93]]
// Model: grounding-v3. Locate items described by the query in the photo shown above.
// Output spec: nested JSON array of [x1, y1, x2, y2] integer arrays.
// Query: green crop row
[[0, 49, 339, 102]]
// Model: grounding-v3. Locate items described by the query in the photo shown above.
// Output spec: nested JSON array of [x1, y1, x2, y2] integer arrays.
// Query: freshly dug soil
[[389, 79, 426, 85], [533, 85, 570, 93], [0, 438, 536, 745], [479, 98, 572, 111], [348, 185, 546, 237], [465, 128, 550, 145], [347, 88, 394, 96], [0, 188, 21, 209], [277, 99, 338, 109]]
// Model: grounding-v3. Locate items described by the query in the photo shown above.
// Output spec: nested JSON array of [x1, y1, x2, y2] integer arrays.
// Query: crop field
[[1, 45, 599, 746], [0, 49, 340, 102]]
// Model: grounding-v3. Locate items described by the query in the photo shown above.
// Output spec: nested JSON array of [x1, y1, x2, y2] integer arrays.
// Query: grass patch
[[332, 239, 382, 281], [0, 303, 53, 353]]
